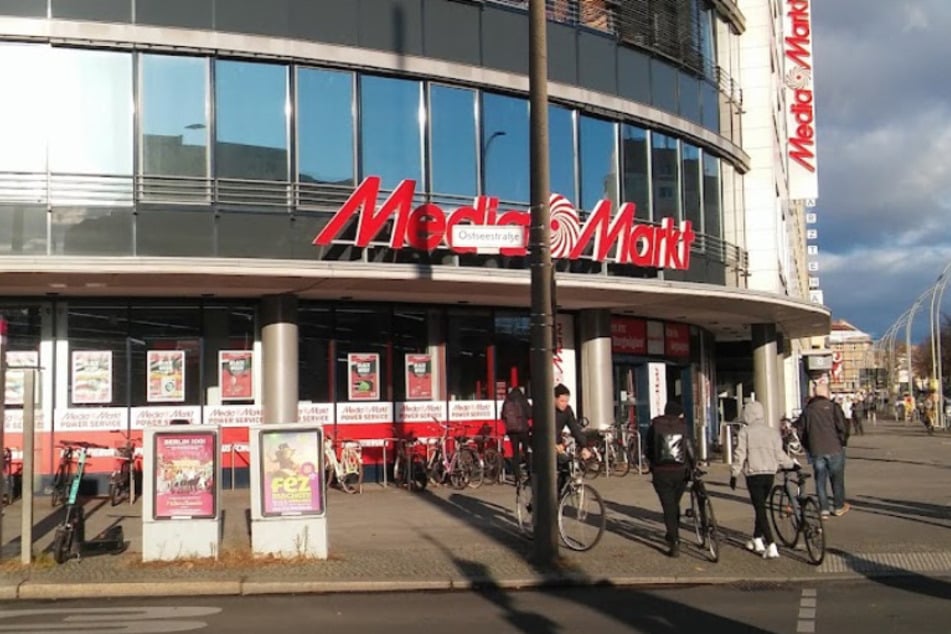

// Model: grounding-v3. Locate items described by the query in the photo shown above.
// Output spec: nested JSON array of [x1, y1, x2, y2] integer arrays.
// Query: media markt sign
[[313, 176, 696, 270]]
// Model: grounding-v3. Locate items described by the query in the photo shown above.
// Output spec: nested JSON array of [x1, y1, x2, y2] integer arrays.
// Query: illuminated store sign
[[784, 0, 819, 200], [314, 177, 696, 270]]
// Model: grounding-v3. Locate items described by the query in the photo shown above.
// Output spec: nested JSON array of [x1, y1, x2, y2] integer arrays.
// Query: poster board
[[259, 427, 324, 517], [152, 430, 218, 520]]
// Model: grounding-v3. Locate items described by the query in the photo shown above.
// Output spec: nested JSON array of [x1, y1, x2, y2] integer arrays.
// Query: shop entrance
[[613, 361, 693, 434]]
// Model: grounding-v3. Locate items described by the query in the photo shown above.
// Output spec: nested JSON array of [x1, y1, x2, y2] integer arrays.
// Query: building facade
[[0, 0, 827, 485], [828, 320, 874, 396]]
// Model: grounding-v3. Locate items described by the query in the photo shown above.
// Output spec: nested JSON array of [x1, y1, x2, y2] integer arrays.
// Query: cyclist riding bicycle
[[554, 384, 591, 492]]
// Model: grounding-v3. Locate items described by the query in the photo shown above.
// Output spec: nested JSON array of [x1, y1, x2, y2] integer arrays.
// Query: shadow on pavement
[[830, 550, 951, 601], [850, 455, 951, 471], [850, 495, 951, 529]]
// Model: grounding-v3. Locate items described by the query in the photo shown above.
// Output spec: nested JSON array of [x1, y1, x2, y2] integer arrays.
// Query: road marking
[[796, 588, 817, 633], [0, 607, 222, 632]]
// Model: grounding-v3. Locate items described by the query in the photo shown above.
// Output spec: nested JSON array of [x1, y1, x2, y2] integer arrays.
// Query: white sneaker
[[746, 537, 766, 553], [763, 543, 780, 559]]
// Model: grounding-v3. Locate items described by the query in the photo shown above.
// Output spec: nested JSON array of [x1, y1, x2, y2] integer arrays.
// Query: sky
[[813, 1, 951, 342]]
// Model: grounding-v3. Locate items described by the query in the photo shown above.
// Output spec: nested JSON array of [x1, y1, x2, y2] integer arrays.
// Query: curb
[[17, 580, 244, 600]]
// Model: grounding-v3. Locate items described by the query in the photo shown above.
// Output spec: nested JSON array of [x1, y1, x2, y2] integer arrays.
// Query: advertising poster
[[348, 353, 379, 401], [154, 432, 217, 519], [261, 428, 323, 517], [404, 353, 433, 400], [4, 350, 38, 406], [71, 350, 113, 404], [219, 350, 253, 401], [148, 350, 185, 403]]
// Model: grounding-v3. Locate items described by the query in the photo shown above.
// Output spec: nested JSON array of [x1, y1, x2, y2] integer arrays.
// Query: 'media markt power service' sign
[[313, 176, 696, 270]]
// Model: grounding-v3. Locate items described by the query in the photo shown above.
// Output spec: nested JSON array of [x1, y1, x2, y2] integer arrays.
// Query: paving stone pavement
[[1, 419, 948, 599]]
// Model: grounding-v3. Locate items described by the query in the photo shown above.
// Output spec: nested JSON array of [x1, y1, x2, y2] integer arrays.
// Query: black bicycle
[[685, 467, 720, 562], [769, 467, 825, 565]]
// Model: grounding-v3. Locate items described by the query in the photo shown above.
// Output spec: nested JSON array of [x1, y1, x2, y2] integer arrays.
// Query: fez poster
[[404, 353, 433, 400], [71, 350, 113, 404], [219, 350, 253, 401], [348, 353, 380, 401], [261, 428, 324, 517], [147, 350, 185, 403], [154, 432, 216, 519]]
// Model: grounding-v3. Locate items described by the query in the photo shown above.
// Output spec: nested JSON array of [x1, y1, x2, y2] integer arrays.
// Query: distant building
[[828, 320, 873, 394]]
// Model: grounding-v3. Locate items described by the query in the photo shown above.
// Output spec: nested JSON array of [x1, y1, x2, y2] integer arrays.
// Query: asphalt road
[[1, 577, 948, 633]]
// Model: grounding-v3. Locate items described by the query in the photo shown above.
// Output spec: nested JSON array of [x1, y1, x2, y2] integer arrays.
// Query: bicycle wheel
[[50, 464, 70, 508], [448, 452, 472, 490], [109, 463, 130, 506], [482, 447, 503, 484], [626, 436, 649, 474], [51, 526, 73, 564], [610, 442, 631, 477], [702, 496, 720, 563], [582, 454, 601, 480], [801, 497, 826, 565], [558, 483, 605, 552], [515, 479, 533, 538], [410, 455, 428, 492], [392, 451, 405, 486], [463, 448, 485, 489], [339, 451, 363, 494], [769, 485, 800, 548]]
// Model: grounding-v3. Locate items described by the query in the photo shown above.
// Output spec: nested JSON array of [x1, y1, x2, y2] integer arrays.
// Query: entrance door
[[614, 363, 651, 433]]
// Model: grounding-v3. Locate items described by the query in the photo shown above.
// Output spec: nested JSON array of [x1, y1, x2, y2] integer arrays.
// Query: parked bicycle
[[576, 417, 603, 479], [425, 418, 483, 489], [108, 430, 137, 506], [624, 424, 650, 475], [470, 423, 504, 485], [51, 441, 104, 564], [600, 423, 630, 477], [769, 467, 825, 565], [515, 452, 606, 552], [392, 434, 428, 492], [50, 442, 77, 507], [684, 467, 720, 562], [324, 437, 363, 494], [2, 447, 18, 505]]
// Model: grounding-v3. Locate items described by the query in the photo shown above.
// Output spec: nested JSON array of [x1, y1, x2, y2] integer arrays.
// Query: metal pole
[[527, 0, 556, 565], [21, 370, 36, 565], [935, 278, 950, 428]]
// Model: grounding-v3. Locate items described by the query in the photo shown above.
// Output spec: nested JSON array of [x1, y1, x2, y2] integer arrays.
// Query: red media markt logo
[[313, 177, 696, 271]]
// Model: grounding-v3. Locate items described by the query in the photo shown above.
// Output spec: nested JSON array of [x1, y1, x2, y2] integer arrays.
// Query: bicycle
[[685, 467, 720, 562], [624, 424, 650, 475], [576, 417, 603, 480], [51, 441, 104, 564], [515, 453, 606, 552], [108, 430, 137, 506], [50, 443, 76, 507], [600, 424, 630, 477], [425, 418, 483, 489], [324, 437, 363, 494], [392, 434, 428, 492], [471, 424, 503, 485], [769, 467, 826, 565]]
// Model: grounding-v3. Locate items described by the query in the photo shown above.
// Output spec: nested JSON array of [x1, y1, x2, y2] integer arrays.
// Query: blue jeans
[[812, 452, 846, 512]]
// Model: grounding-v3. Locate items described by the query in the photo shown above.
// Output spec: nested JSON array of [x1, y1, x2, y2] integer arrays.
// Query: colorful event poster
[[219, 350, 253, 401], [260, 428, 323, 517], [147, 350, 185, 403], [348, 353, 379, 401], [404, 353, 433, 400], [154, 432, 217, 519], [4, 350, 38, 406], [71, 350, 113, 404]]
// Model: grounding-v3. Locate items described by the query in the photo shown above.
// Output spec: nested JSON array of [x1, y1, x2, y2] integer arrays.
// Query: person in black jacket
[[795, 382, 849, 518], [646, 400, 696, 558], [502, 386, 533, 483], [554, 384, 591, 493]]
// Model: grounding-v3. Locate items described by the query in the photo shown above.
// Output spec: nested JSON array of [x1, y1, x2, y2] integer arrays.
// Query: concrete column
[[261, 294, 299, 424], [775, 333, 787, 417], [752, 323, 780, 427], [579, 309, 613, 429]]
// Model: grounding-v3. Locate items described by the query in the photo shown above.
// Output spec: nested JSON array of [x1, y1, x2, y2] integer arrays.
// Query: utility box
[[249, 424, 328, 559], [142, 427, 221, 561]]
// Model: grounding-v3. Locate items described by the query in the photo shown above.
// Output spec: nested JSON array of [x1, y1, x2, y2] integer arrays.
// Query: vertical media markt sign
[[313, 177, 696, 270], [784, 0, 819, 200]]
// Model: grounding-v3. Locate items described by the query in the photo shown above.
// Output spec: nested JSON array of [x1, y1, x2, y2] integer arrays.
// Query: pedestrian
[[730, 400, 797, 559], [867, 392, 878, 426], [795, 382, 850, 519], [553, 384, 591, 493], [502, 386, 533, 483], [645, 400, 695, 558], [851, 395, 866, 436]]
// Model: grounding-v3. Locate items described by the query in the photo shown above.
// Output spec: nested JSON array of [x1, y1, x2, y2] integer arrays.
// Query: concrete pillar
[[261, 294, 299, 424], [752, 323, 780, 427], [775, 333, 787, 417], [579, 309, 613, 429]]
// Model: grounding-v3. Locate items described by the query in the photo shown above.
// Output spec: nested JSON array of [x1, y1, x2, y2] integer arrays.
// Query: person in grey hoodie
[[730, 400, 797, 559]]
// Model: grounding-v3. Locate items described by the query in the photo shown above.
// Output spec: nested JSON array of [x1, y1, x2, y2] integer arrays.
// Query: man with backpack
[[646, 400, 696, 558], [502, 386, 532, 483]]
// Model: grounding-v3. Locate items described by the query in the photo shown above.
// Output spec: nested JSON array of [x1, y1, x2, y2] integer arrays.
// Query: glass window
[[701, 81, 720, 132], [548, 104, 576, 203], [0, 205, 47, 255], [0, 43, 47, 178], [621, 125, 650, 221], [482, 93, 529, 203], [703, 153, 721, 238], [494, 311, 531, 399], [361, 76, 423, 189], [699, 5, 716, 78], [297, 68, 355, 186], [579, 115, 617, 213], [392, 307, 445, 402], [651, 132, 680, 221], [204, 303, 256, 404], [447, 309, 491, 401], [682, 143, 701, 227], [299, 305, 333, 403], [50, 48, 133, 176], [430, 85, 477, 197], [66, 304, 129, 408], [334, 306, 390, 402], [215, 60, 289, 181], [50, 207, 133, 256], [678, 73, 701, 125], [140, 54, 209, 179], [128, 304, 202, 407]]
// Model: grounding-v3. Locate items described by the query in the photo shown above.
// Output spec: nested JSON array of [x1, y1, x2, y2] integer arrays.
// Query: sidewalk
[[1, 419, 949, 600]]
